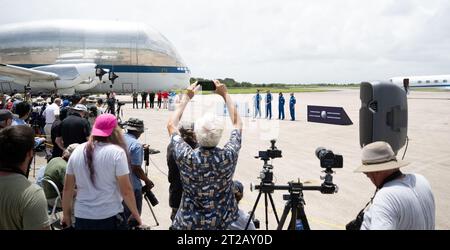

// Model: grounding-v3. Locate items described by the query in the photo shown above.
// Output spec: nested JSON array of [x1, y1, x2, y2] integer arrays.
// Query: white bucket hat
[[72, 104, 88, 112], [354, 141, 410, 173]]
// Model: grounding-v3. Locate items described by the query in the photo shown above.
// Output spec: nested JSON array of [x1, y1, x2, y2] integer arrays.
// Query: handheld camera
[[196, 80, 216, 91]]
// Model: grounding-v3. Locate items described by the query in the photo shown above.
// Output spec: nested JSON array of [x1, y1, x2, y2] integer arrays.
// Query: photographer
[[166, 121, 197, 221], [167, 80, 243, 230], [122, 118, 155, 219], [0, 126, 50, 230], [351, 141, 435, 230]]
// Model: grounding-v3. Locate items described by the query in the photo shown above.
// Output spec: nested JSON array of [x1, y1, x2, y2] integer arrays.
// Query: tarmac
[[32, 88, 450, 230]]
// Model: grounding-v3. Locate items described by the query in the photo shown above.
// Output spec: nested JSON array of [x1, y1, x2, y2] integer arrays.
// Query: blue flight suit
[[255, 93, 261, 118], [289, 95, 296, 121], [266, 93, 272, 119], [278, 96, 285, 120]]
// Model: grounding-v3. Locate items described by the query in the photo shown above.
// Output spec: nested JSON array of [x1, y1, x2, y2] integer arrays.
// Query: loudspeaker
[[359, 81, 408, 154]]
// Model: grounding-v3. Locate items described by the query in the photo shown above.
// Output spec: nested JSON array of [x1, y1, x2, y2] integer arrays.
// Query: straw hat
[[354, 141, 410, 173]]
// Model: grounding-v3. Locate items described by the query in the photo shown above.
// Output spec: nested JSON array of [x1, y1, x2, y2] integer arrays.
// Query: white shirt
[[44, 103, 60, 124], [66, 142, 130, 220], [361, 174, 435, 230]]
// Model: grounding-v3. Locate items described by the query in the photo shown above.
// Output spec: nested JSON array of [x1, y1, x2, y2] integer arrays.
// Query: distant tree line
[[190, 77, 360, 88]]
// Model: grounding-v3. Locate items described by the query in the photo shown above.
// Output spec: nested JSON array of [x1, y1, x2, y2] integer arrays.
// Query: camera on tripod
[[246, 141, 342, 230], [257, 139, 282, 160], [315, 147, 343, 169], [254, 140, 282, 184]]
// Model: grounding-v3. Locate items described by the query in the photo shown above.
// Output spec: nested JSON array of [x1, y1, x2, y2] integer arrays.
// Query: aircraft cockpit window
[[426, 80, 430, 83], [444, 80, 448, 83]]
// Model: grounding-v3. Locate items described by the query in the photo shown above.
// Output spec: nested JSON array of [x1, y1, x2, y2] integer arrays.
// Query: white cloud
[[0, 0, 449, 83]]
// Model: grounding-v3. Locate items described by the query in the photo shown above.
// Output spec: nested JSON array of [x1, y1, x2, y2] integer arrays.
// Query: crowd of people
[[0, 82, 437, 230], [132, 90, 174, 110]]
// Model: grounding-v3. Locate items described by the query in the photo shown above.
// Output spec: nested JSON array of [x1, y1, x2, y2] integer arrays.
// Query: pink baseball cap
[[91, 114, 118, 137]]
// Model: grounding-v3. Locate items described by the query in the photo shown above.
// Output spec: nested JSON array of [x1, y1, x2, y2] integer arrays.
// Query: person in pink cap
[[61, 114, 142, 230]]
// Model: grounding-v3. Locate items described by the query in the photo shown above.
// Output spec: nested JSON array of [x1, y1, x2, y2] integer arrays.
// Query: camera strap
[[346, 170, 403, 230]]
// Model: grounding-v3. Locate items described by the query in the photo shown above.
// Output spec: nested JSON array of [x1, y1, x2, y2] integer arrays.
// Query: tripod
[[276, 170, 337, 230], [245, 182, 280, 230], [276, 182, 314, 230], [245, 159, 280, 230]]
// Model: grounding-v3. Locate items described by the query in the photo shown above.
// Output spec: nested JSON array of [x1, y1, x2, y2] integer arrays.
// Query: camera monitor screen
[[359, 81, 408, 154]]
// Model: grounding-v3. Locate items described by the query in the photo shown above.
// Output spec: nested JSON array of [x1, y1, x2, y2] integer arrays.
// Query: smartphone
[[196, 80, 216, 91]]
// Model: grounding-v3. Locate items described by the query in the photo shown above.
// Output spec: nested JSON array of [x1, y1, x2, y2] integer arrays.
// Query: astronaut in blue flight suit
[[254, 90, 262, 118], [265, 90, 272, 119], [289, 93, 296, 121], [278, 92, 285, 120]]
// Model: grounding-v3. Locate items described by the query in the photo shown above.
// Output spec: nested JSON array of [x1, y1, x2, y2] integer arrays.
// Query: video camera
[[117, 101, 125, 107], [257, 139, 282, 161], [254, 140, 282, 185]]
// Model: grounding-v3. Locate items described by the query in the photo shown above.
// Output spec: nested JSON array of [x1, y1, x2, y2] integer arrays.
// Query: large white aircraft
[[389, 75, 450, 91], [0, 20, 191, 95]]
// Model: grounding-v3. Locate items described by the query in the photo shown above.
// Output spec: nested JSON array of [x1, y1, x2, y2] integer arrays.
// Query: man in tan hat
[[354, 141, 435, 230]]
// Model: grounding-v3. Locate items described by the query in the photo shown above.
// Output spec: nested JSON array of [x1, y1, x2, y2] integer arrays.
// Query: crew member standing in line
[[132, 91, 138, 109], [141, 91, 148, 109], [157, 91, 162, 109], [265, 90, 272, 119], [278, 92, 285, 120], [289, 93, 296, 121], [254, 90, 261, 118], [149, 91, 155, 109]]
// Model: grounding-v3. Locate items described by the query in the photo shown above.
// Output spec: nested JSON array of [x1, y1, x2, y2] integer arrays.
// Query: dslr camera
[[315, 147, 343, 169]]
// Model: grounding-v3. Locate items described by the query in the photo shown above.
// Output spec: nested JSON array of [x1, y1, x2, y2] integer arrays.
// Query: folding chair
[[42, 178, 63, 230]]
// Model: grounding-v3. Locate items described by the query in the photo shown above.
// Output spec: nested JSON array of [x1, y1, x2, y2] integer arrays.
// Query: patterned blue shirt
[[124, 133, 144, 191], [170, 129, 242, 230]]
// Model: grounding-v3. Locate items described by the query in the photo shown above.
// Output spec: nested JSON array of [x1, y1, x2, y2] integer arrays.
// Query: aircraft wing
[[0, 64, 60, 82]]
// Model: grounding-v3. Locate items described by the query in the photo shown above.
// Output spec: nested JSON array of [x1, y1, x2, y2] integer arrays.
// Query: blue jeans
[[75, 213, 127, 230], [123, 189, 143, 220]]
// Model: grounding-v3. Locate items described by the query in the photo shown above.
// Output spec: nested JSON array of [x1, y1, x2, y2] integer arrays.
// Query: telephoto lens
[[143, 185, 159, 206]]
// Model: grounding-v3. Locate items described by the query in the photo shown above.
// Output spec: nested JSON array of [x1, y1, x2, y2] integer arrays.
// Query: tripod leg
[[245, 191, 262, 230], [276, 200, 291, 230], [296, 205, 310, 230], [264, 193, 269, 230], [267, 193, 280, 224], [144, 196, 159, 227], [288, 204, 298, 230]]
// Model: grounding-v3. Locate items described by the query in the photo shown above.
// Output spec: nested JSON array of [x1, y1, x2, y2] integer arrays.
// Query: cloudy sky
[[1, 0, 449, 84]]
